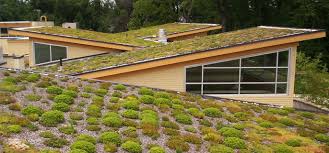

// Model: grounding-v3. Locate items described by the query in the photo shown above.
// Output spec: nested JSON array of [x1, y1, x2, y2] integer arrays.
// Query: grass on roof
[[37, 27, 308, 74], [28, 23, 215, 47], [0, 69, 328, 153]]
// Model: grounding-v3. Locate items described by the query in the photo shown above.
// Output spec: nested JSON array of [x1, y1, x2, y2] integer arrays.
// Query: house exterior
[[0, 22, 326, 107]]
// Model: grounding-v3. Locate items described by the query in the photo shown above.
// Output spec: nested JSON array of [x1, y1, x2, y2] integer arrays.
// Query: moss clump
[[187, 108, 204, 119], [315, 134, 329, 143], [8, 125, 22, 133], [149, 146, 165, 153], [70, 141, 96, 153], [259, 121, 274, 128], [46, 86, 63, 95], [44, 137, 69, 148], [272, 144, 293, 153], [77, 134, 96, 144], [138, 87, 154, 96], [86, 105, 101, 117], [26, 73, 41, 82], [54, 94, 74, 104], [122, 99, 140, 110], [102, 112, 122, 127], [52, 102, 70, 112], [223, 137, 246, 149], [94, 89, 108, 97], [99, 132, 121, 145], [122, 110, 139, 119], [21, 105, 43, 116], [278, 117, 296, 126], [219, 127, 243, 138], [203, 133, 222, 143], [25, 94, 42, 101], [40, 110, 65, 127], [121, 141, 142, 153], [174, 113, 192, 125], [0, 92, 16, 104], [166, 136, 189, 152], [114, 84, 126, 91], [139, 95, 155, 104], [285, 138, 302, 147], [209, 144, 234, 153], [62, 90, 78, 98], [203, 107, 222, 117], [59, 125, 76, 134]]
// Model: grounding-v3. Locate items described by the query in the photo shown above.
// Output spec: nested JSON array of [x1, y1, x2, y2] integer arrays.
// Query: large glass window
[[34, 43, 67, 64], [185, 50, 290, 95]]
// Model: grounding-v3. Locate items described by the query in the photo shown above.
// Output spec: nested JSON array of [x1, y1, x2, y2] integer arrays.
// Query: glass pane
[[277, 68, 288, 82], [205, 59, 240, 67], [242, 52, 277, 67], [34, 43, 50, 64], [186, 84, 201, 94], [203, 84, 239, 94], [240, 84, 275, 94], [186, 66, 202, 82], [51, 46, 67, 61], [203, 69, 239, 82], [277, 84, 287, 94], [279, 51, 289, 67], [241, 68, 276, 82]]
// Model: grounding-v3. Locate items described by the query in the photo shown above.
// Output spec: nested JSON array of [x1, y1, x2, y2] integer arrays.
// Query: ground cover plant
[[0, 69, 328, 153]]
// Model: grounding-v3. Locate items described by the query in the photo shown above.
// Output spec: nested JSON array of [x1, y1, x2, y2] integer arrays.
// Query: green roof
[[36, 26, 321, 75], [25, 23, 219, 47]]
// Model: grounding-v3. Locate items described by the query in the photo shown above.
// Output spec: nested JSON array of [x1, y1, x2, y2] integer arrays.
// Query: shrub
[[209, 144, 234, 153], [26, 73, 41, 82], [62, 90, 78, 98], [25, 94, 42, 101], [110, 97, 120, 103], [99, 132, 121, 145], [219, 127, 243, 138], [21, 105, 43, 116], [112, 91, 122, 98], [149, 146, 165, 153], [315, 134, 329, 143], [154, 98, 171, 106], [187, 108, 204, 119], [8, 125, 22, 133], [114, 84, 126, 91], [203, 107, 222, 117], [9, 103, 22, 111], [44, 137, 69, 148], [86, 105, 101, 117], [59, 125, 76, 134], [95, 89, 107, 97], [70, 141, 96, 153], [259, 121, 274, 128], [0, 92, 16, 104], [166, 136, 189, 152], [104, 143, 117, 153], [54, 94, 74, 104], [273, 144, 293, 153], [121, 141, 142, 153], [46, 86, 63, 95], [223, 137, 246, 149], [77, 134, 96, 144], [52, 102, 70, 112], [103, 112, 122, 127], [285, 138, 302, 147], [203, 133, 222, 143], [278, 117, 295, 126], [40, 110, 65, 127], [123, 100, 140, 110], [122, 110, 139, 119], [140, 95, 155, 104], [175, 113, 192, 125]]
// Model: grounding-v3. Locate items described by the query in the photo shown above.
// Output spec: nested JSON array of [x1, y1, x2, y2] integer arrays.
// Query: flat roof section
[[34, 26, 326, 76]]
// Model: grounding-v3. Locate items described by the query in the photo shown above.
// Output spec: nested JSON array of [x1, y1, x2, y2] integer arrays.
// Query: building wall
[[98, 44, 298, 107]]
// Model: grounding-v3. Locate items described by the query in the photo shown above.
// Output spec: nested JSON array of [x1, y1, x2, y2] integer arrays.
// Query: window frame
[[33, 42, 68, 65], [184, 48, 291, 96]]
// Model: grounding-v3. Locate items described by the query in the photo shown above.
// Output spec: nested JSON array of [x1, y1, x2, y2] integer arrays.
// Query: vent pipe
[[158, 29, 168, 44]]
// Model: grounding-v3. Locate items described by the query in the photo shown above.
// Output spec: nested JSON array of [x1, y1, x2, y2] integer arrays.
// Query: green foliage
[[86, 105, 101, 117], [70, 112, 83, 120], [183, 133, 202, 144], [9, 103, 22, 111], [86, 117, 99, 125], [103, 112, 122, 127], [52, 102, 70, 112], [8, 125, 22, 133], [94, 89, 107, 97], [122, 110, 139, 119], [140, 95, 155, 104], [46, 86, 63, 95], [203, 133, 222, 143], [114, 84, 126, 91], [104, 143, 117, 153], [121, 141, 142, 153], [54, 94, 74, 104], [40, 131, 55, 138], [315, 134, 329, 143], [174, 113, 192, 125], [166, 136, 189, 152], [268, 108, 289, 116], [40, 110, 65, 127], [22, 105, 43, 116], [112, 91, 123, 98], [99, 132, 121, 145], [285, 138, 302, 147], [219, 127, 243, 138], [161, 121, 179, 129], [203, 107, 222, 117], [100, 82, 111, 89], [138, 87, 154, 96], [70, 149, 88, 153], [70, 141, 96, 153], [0, 92, 16, 104], [110, 97, 120, 103], [259, 121, 274, 128], [26, 73, 41, 82], [154, 92, 171, 99], [209, 144, 234, 153], [81, 93, 91, 98], [44, 137, 69, 148], [59, 125, 76, 134], [273, 144, 293, 153], [25, 94, 42, 101], [62, 90, 78, 98], [149, 146, 165, 153], [187, 108, 204, 119], [299, 111, 315, 119], [223, 137, 246, 149], [77, 134, 96, 144], [278, 117, 296, 126], [122, 99, 140, 110]]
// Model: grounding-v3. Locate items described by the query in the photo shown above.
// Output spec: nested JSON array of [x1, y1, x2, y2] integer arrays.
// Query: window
[[185, 49, 290, 95], [34, 43, 67, 64]]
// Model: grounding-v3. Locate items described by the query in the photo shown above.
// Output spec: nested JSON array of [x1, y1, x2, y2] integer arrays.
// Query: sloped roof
[[35, 26, 325, 75]]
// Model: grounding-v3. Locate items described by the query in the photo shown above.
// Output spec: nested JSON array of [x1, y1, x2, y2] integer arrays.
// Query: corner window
[[34, 43, 67, 64], [185, 49, 290, 95]]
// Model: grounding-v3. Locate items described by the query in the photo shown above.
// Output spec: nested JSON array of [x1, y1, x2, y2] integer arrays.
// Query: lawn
[[0, 69, 328, 153]]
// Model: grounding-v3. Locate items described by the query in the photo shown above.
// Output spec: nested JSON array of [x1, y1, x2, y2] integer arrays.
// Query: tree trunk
[[218, 0, 227, 32]]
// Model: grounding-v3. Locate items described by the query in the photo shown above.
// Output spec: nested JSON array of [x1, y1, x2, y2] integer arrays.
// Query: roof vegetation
[[0, 69, 328, 153], [25, 23, 218, 47], [36, 26, 318, 75]]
